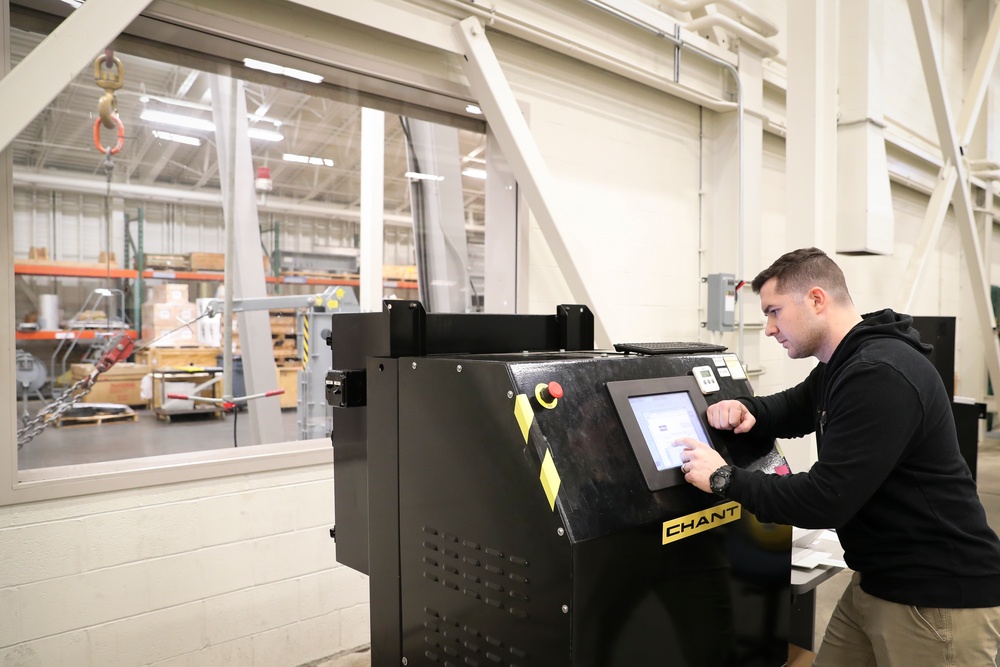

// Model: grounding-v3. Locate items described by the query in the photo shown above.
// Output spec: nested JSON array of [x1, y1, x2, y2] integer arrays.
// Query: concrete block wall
[[0, 465, 369, 666]]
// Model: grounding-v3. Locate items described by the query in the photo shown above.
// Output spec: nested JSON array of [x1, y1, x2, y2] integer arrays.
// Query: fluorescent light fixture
[[244, 58, 324, 84], [248, 128, 285, 142], [405, 171, 445, 182], [60, 0, 82, 7], [465, 104, 483, 115], [141, 109, 214, 132], [283, 153, 334, 166], [461, 168, 487, 180], [143, 110, 283, 141], [140, 96, 283, 126], [152, 130, 202, 147]]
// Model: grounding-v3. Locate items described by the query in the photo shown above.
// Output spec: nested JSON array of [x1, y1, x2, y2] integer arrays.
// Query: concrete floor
[[17, 401, 302, 469]]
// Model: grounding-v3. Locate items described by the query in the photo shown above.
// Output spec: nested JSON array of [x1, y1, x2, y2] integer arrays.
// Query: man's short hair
[[751, 247, 852, 303]]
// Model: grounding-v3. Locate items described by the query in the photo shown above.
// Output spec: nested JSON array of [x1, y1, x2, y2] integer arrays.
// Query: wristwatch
[[709, 465, 734, 498]]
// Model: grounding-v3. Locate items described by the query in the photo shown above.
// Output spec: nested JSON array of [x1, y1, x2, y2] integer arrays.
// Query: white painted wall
[[0, 466, 368, 666]]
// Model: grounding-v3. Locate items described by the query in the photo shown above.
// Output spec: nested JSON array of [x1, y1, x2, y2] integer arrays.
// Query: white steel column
[[898, 4, 1000, 310], [907, 0, 1000, 402], [785, 0, 839, 250], [0, 0, 152, 152], [484, 128, 524, 314], [3, 0, 17, 479], [210, 75, 282, 446], [405, 119, 470, 313], [836, 0, 893, 255], [454, 16, 609, 347], [897, 163, 958, 311], [359, 108, 385, 312]]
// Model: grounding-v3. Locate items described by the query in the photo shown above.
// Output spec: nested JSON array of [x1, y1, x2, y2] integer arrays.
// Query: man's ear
[[807, 287, 827, 312]]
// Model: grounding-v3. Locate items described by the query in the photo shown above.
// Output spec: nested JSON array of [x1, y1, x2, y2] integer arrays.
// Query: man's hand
[[706, 399, 756, 434], [675, 438, 728, 493]]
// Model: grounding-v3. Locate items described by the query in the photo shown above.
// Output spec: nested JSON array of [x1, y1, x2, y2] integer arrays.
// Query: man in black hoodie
[[676, 247, 1000, 666]]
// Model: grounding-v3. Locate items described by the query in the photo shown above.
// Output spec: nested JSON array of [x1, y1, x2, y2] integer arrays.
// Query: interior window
[[10, 26, 487, 469]]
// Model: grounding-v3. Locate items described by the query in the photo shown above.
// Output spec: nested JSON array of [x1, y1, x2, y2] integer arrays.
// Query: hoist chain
[[93, 49, 125, 155], [16, 374, 98, 450]]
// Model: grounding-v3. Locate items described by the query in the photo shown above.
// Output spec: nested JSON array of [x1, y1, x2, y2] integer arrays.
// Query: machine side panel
[[508, 354, 781, 543], [329, 311, 389, 573], [368, 358, 403, 667], [398, 360, 572, 667]]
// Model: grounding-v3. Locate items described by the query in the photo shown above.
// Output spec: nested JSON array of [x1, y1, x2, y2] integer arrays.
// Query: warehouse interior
[[5, 0, 1000, 665]]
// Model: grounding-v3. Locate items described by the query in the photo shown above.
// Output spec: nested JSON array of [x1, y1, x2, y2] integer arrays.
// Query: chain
[[17, 373, 97, 449]]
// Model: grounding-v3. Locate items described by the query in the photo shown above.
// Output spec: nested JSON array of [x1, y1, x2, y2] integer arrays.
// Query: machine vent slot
[[419, 528, 533, 665], [420, 528, 534, 619], [423, 608, 529, 667]]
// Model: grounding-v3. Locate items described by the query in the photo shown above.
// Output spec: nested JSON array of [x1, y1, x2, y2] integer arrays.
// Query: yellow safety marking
[[662, 501, 741, 545], [335, 288, 345, 299], [514, 393, 533, 442], [540, 449, 561, 511], [302, 314, 310, 369], [328, 300, 339, 309], [534, 383, 558, 410]]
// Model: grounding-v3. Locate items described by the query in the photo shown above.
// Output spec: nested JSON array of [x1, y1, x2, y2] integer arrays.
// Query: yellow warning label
[[540, 449, 561, 511], [514, 394, 533, 442], [335, 288, 345, 299], [662, 501, 741, 545]]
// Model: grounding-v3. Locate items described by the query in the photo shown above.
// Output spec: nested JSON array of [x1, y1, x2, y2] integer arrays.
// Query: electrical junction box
[[706, 273, 736, 333]]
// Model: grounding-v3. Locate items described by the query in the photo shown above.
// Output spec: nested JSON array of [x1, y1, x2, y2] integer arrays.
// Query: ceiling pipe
[[11, 169, 416, 226], [657, 0, 779, 38], [434, 0, 739, 112], [684, 14, 780, 58]]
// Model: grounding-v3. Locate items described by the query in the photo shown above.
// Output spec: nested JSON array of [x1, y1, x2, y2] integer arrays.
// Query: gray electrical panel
[[706, 273, 736, 332]]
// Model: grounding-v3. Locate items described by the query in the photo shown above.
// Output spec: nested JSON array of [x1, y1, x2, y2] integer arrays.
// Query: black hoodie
[[727, 309, 1000, 607]]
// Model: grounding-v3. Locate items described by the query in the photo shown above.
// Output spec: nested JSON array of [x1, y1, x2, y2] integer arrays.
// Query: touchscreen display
[[627, 391, 710, 471]]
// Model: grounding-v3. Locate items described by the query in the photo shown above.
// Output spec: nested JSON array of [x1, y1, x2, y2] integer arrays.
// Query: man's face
[[758, 278, 825, 360]]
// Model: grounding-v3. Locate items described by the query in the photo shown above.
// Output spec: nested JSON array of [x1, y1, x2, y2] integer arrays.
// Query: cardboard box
[[788, 645, 816, 667], [142, 302, 197, 328], [142, 325, 196, 348], [71, 362, 150, 406], [135, 346, 221, 370], [144, 253, 190, 271], [276, 366, 300, 409], [188, 252, 225, 272], [151, 283, 190, 304]]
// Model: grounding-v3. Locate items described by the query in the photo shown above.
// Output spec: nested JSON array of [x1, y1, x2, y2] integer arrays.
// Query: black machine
[[326, 301, 792, 667]]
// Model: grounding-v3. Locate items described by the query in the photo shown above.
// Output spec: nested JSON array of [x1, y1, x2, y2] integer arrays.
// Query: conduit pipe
[[684, 14, 780, 58], [434, 0, 739, 112], [11, 170, 416, 226], [657, 0, 779, 37], [580, 0, 748, 360]]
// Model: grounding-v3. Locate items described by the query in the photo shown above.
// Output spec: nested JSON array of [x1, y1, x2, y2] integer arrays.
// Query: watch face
[[711, 467, 730, 494]]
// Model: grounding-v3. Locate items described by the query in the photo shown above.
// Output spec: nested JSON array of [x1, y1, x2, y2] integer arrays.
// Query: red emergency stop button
[[535, 381, 563, 409]]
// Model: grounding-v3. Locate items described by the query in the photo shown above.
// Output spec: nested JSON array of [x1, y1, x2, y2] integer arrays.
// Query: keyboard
[[613, 341, 728, 355]]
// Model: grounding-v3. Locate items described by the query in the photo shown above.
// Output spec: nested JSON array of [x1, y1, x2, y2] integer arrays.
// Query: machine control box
[[326, 369, 366, 408], [691, 364, 721, 393]]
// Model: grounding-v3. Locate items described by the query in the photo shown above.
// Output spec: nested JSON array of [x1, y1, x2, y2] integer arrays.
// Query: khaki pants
[[813, 572, 1000, 667]]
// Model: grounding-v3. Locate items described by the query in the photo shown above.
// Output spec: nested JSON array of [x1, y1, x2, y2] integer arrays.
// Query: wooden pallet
[[57, 411, 138, 428]]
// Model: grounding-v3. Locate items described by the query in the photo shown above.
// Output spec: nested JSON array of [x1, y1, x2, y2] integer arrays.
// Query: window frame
[[1, 0, 492, 505]]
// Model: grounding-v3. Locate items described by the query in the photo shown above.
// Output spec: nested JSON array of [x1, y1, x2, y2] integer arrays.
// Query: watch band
[[710, 465, 733, 498]]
